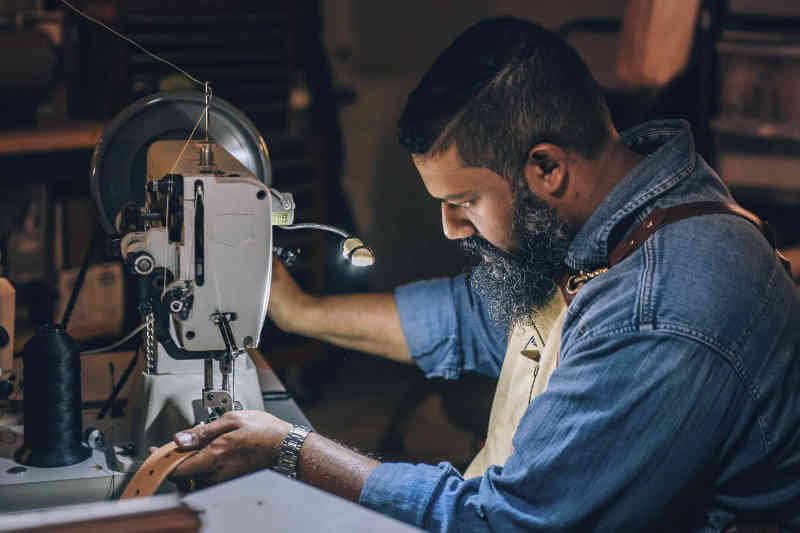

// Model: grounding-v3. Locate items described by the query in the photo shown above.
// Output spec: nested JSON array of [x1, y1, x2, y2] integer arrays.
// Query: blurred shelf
[[717, 38, 800, 58], [718, 151, 800, 198], [713, 115, 800, 199], [712, 115, 800, 142], [0, 120, 105, 156]]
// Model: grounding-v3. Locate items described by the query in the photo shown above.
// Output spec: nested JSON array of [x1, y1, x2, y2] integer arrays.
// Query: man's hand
[[170, 410, 292, 486], [268, 257, 314, 333], [169, 409, 379, 502]]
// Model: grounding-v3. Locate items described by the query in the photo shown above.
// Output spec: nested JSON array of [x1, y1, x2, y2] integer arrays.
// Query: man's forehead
[[413, 147, 500, 198], [412, 145, 463, 172]]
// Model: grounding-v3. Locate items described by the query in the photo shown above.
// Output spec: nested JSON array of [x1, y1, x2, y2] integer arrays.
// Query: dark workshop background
[[1, 0, 799, 470]]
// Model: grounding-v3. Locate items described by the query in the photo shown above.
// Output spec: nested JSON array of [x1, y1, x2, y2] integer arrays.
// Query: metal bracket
[[210, 312, 244, 358]]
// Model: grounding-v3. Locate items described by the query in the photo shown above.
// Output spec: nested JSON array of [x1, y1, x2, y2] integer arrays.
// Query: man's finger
[[170, 445, 218, 480], [173, 415, 239, 450]]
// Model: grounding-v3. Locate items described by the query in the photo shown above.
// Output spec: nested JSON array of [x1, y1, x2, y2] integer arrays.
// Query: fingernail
[[176, 432, 197, 447]]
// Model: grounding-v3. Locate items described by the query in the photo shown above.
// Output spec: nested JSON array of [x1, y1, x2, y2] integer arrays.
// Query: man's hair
[[398, 17, 612, 179]]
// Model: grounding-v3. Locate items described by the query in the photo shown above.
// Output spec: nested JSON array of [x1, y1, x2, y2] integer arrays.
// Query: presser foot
[[202, 388, 243, 421]]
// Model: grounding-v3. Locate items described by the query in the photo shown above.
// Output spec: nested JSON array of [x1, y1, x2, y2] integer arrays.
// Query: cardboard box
[[80, 350, 137, 404], [53, 196, 95, 270], [55, 262, 125, 341], [6, 183, 51, 285]]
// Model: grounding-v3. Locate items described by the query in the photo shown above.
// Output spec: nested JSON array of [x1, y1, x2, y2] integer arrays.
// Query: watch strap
[[274, 425, 312, 479]]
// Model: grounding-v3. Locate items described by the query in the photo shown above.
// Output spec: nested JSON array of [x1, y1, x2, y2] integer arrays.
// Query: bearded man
[[167, 17, 800, 532]]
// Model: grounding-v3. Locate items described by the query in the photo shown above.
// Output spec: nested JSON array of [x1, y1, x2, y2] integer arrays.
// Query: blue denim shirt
[[359, 121, 800, 532]]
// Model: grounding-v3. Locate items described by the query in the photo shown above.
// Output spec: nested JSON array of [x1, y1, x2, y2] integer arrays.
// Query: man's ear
[[524, 143, 568, 197]]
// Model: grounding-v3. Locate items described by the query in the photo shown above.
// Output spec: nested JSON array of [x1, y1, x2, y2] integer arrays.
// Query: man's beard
[[459, 185, 574, 330]]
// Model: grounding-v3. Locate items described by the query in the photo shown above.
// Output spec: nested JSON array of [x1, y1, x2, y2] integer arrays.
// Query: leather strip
[[120, 441, 199, 499], [607, 201, 791, 274], [561, 202, 792, 303]]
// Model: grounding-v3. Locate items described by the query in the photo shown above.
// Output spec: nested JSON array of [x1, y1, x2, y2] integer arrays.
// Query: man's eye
[[443, 199, 474, 209]]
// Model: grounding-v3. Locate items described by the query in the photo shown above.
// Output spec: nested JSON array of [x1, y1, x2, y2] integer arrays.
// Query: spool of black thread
[[14, 324, 90, 467]]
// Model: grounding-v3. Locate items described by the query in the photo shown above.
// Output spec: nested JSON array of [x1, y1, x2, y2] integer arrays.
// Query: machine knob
[[129, 253, 156, 276], [273, 246, 299, 268], [164, 288, 193, 321], [116, 203, 141, 234]]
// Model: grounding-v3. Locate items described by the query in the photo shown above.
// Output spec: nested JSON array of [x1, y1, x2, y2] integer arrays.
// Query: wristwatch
[[274, 425, 312, 479]]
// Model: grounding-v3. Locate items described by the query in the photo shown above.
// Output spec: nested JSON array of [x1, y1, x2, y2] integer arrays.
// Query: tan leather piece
[[120, 441, 199, 499]]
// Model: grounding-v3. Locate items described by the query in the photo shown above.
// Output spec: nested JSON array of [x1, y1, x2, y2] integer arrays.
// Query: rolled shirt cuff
[[359, 462, 458, 528], [394, 280, 463, 380]]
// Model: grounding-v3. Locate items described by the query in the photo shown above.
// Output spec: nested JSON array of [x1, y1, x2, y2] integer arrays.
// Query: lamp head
[[341, 237, 375, 267]]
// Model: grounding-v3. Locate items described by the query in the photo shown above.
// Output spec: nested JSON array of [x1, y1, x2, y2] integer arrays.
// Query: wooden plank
[[0, 499, 200, 533], [0, 121, 105, 156]]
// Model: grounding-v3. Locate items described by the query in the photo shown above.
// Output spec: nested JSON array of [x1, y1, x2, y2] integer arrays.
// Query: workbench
[[0, 353, 310, 513]]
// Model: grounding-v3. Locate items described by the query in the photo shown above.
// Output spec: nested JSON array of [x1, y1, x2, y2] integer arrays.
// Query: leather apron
[[464, 290, 568, 478]]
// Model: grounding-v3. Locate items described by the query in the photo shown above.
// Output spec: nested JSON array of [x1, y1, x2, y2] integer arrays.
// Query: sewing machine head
[[87, 91, 274, 422], [91, 90, 371, 429], [118, 139, 290, 358], [117, 136, 295, 419]]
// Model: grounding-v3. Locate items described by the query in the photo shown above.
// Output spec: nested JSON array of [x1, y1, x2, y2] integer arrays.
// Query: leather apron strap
[[563, 201, 790, 304], [608, 201, 791, 272]]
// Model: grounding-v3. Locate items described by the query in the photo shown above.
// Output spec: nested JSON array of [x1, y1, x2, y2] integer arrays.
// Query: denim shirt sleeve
[[393, 274, 507, 380], [360, 331, 747, 532]]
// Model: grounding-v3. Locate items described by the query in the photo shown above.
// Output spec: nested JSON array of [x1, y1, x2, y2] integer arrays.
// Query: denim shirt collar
[[565, 120, 697, 271]]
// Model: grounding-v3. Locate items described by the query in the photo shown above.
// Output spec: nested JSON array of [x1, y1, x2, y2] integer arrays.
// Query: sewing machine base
[[129, 347, 265, 460]]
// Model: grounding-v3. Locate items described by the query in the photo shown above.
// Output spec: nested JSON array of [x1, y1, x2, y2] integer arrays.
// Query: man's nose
[[441, 203, 475, 240]]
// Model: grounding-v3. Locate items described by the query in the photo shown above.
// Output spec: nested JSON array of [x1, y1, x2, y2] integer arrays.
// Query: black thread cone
[[15, 324, 90, 467]]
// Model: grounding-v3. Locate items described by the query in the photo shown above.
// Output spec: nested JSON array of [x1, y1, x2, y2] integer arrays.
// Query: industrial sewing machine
[[94, 89, 372, 455], [0, 90, 374, 510], [109, 97, 283, 454]]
